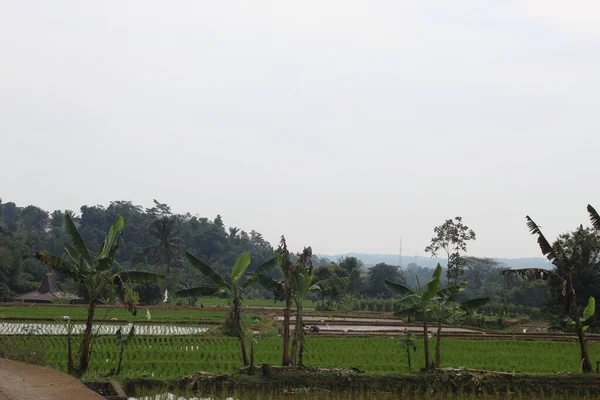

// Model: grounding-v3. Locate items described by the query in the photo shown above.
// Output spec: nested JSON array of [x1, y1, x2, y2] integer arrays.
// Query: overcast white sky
[[1, 1, 599, 258]]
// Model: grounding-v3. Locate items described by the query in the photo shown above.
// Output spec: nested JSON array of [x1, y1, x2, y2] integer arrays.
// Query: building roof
[[12, 273, 81, 302]]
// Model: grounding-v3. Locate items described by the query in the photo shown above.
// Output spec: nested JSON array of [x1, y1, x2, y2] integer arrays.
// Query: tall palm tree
[[228, 227, 240, 244], [145, 215, 183, 273], [502, 214, 599, 373], [175, 252, 270, 366], [34, 214, 164, 376]]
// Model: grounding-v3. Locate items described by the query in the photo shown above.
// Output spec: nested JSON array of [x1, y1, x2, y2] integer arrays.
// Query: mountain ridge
[[318, 253, 551, 270]]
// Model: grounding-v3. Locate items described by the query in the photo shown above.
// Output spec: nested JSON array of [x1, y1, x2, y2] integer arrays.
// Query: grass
[[193, 298, 318, 309], [1, 335, 598, 380], [0, 305, 266, 326]]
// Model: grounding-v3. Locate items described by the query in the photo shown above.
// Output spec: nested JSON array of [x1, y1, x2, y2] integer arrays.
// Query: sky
[[1, 1, 599, 259]]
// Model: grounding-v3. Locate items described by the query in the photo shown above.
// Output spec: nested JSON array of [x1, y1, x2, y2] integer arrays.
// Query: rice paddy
[[1, 335, 597, 380], [0, 305, 265, 326]]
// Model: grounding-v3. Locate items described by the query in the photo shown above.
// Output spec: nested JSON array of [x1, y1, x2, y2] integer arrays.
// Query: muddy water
[[0, 322, 208, 336]]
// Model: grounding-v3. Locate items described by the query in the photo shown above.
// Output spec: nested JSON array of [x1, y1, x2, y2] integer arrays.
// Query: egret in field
[[163, 289, 169, 303]]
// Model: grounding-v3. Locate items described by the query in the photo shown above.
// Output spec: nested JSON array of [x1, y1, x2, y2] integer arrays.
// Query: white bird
[[522, 328, 527, 334], [61, 316, 70, 320], [163, 289, 169, 303]]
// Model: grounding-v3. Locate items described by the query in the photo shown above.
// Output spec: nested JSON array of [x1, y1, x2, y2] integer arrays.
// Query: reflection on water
[[0, 322, 208, 336]]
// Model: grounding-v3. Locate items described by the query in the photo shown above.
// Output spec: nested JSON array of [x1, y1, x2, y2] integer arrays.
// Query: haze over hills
[[319, 253, 552, 270]]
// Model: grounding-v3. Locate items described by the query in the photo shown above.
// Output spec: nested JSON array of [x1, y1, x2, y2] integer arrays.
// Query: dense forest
[[0, 198, 588, 314]]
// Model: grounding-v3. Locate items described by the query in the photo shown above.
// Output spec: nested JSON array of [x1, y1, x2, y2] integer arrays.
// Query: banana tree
[[589, 204, 600, 231], [247, 238, 347, 366], [385, 264, 442, 370], [431, 284, 489, 368], [175, 252, 270, 366], [501, 215, 596, 372], [34, 214, 165, 377]]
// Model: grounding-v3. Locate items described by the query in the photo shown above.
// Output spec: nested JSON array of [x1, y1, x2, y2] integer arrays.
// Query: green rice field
[[0, 305, 265, 325], [1, 335, 596, 379]]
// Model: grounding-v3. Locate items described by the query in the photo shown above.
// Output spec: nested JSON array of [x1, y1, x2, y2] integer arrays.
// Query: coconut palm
[[175, 252, 271, 366], [501, 214, 599, 373], [144, 215, 183, 273], [34, 214, 165, 376]]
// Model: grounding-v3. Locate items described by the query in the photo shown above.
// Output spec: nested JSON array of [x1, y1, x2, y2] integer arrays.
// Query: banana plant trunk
[[422, 310, 430, 370], [232, 295, 249, 366], [239, 334, 249, 366], [291, 301, 304, 366], [78, 301, 96, 376], [568, 279, 592, 373], [435, 320, 442, 368], [282, 296, 292, 366]]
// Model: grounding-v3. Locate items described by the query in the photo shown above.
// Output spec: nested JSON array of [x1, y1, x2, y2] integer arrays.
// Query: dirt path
[[0, 358, 103, 400]]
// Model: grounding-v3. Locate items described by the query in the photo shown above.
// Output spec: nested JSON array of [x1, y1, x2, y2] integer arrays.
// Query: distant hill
[[318, 253, 552, 270]]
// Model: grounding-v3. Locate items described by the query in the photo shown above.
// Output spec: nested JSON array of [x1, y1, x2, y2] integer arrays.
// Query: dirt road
[[0, 358, 103, 400]]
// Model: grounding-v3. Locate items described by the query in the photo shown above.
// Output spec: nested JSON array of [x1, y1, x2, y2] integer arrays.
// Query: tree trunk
[[239, 334, 249, 366], [282, 296, 291, 366], [232, 294, 248, 366], [291, 301, 303, 366], [568, 278, 592, 373], [423, 310, 430, 370], [78, 301, 96, 376], [435, 320, 442, 368]]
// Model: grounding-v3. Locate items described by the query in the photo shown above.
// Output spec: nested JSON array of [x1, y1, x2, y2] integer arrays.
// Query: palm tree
[[175, 251, 269, 366], [502, 214, 599, 373], [228, 227, 240, 244], [385, 264, 442, 370], [144, 215, 183, 272], [34, 214, 164, 376]]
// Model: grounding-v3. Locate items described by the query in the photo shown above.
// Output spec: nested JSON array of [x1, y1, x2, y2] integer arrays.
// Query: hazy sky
[[2, 1, 599, 259]]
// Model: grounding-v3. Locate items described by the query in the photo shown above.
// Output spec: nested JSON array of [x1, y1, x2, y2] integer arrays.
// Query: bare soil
[[0, 358, 103, 400]]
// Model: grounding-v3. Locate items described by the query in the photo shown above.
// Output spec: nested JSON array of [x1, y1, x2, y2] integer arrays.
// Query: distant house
[[11, 273, 81, 303]]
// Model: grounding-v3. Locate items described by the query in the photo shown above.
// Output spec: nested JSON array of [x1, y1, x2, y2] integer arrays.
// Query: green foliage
[[424, 217, 476, 283]]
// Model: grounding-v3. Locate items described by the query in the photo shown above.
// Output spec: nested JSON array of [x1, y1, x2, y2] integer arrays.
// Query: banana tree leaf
[[64, 214, 92, 265], [309, 276, 349, 292], [583, 297, 595, 322], [246, 275, 284, 300], [525, 216, 557, 263], [63, 243, 93, 275], [460, 297, 490, 311], [97, 216, 125, 270], [231, 252, 251, 285], [438, 280, 466, 300], [118, 271, 165, 284], [422, 264, 442, 304], [252, 257, 277, 275], [185, 252, 229, 290], [589, 204, 600, 231], [33, 251, 82, 281], [175, 285, 223, 297], [384, 280, 414, 297]]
